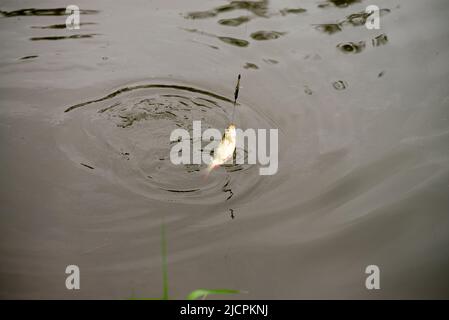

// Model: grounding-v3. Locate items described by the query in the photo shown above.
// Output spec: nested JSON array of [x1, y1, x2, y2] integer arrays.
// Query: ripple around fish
[[58, 81, 276, 204]]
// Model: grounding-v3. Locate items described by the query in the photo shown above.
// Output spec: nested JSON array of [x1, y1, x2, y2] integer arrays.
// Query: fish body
[[207, 124, 236, 172]]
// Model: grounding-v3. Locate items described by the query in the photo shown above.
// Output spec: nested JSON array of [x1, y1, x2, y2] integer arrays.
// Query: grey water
[[0, 0, 448, 299]]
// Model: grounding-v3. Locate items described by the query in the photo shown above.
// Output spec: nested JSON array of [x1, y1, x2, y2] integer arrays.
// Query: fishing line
[[231, 74, 241, 123], [230, 7, 249, 124]]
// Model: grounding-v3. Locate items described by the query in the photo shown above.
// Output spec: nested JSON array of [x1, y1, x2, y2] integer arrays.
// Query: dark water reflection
[[186, 0, 269, 19], [314, 23, 343, 34], [250, 30, 286, 41], [326, 0, 361, 8], [0, 7, 98, 17], [337, 41, 366, 53], [30, 34, 98, 41], [31, 22, 97, 29], [218, 16, 251, 27]]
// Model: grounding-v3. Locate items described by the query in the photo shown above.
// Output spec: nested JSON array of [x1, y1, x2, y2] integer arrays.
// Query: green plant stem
[[161, 222, 169, 300]]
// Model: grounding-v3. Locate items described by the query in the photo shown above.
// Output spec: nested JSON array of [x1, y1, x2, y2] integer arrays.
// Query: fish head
[[225, 124, 237, 141]]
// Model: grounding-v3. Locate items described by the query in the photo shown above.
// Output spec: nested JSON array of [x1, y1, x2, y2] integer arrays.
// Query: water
[[0, 0, 448, 299]]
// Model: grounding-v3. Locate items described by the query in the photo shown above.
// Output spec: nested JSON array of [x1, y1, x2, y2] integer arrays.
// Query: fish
[[206, 75, 240, 174], [207, 124, 236, 173]]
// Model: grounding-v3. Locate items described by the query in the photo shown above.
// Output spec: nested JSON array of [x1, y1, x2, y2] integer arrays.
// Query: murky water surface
[[0, 0, 448, 298]]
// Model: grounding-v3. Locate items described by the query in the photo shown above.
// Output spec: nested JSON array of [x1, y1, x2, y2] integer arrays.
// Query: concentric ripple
[[58, 80, 275, 204]]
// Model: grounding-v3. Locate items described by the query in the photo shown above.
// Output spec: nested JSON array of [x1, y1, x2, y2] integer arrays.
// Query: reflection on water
[[229, 208, 235, 219], [336, 34, 388, 54], [218, 36, 249, 47], [218, 16, 251, 27], [0, 7, 98, 17], [337, 41, 365, 53], [280, 8, 307, 16], [187, 1, 307, 21], [314, 23, 342, 34], [313, 8, 390, 35], [325, 0, 361, 8], [332, 80, 348, 91], [345, 11, 373, 26], [0, 7, 100, 42], [80, 163, 95, 170], [250, 30, 286, 41], [186, 0, 269, 19], [30, 34, 98, 41], [183, 0, 392, 56], [31, 22, 97, 29], [243, 62, 258, 70], [184, 1, 307, 47], [372, 33, 388, 46], [263, 58, 278, 65], [183, 28, 249, 47], [19, 55, 38, 60]]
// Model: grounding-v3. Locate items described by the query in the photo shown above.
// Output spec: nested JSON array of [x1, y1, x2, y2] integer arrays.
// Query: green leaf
[[127, 297, 163, 300], [187, 289, 240, 300]]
